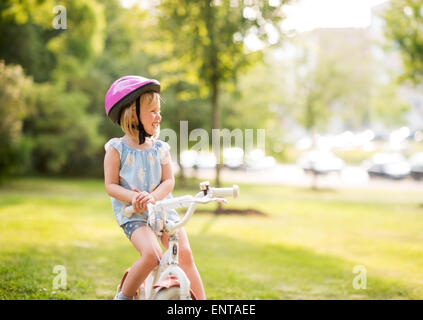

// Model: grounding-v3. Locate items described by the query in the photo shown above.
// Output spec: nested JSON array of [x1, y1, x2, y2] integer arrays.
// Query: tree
[[219, 54, 288, 161], [369, 81, 410, 128], [47, 0, 106, 84], [157, 0, 287, 188], [382, 0, 423, 85], [0, 0, 108, 177], [23, 82, 103, 176], [0, 0, 58, 82], [285, 29, 379, 135], [0, 61, 33, 182]]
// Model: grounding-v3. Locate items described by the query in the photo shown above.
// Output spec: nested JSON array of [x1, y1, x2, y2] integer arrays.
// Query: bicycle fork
[[155, 234, 191, 299]]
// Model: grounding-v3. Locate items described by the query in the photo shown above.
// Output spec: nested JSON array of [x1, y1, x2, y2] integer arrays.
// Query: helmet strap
[[135, 97, 152, 145]]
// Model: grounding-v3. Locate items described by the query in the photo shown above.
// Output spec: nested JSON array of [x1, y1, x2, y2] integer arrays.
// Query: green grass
[[1, 177, 423, 299]]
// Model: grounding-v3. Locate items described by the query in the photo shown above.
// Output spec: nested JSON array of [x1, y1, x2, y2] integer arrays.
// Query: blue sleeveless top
[[104, 137, 179, 226]]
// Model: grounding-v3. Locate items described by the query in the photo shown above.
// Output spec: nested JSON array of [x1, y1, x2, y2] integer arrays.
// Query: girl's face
[[133, 99, 161, 136]]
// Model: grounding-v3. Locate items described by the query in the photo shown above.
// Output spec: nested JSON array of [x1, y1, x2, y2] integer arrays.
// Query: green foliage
[[0, 11, 58, 82], [0, 61, 33, 182], [157, 0, 287, 185], [0, 0, 55, 27], [24, 83, 103, 176], [48, 0, 106, 82], [0, 0, 110, 177], [271, 28, 411, 136], [383, 0, 423, 85], [369, 81, 410, 127], [158, 0, 285, 91], [287, 30, 378, 132], [219, 57, 286, 158]]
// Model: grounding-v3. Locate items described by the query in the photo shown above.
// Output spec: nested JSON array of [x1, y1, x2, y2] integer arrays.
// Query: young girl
[[103, 75, 206, 300]]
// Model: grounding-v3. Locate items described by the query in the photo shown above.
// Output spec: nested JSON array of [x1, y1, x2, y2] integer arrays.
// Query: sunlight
[[281, 0, 389, 32]]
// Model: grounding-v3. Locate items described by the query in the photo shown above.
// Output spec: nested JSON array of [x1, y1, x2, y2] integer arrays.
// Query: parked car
[[245, 149, 276, 170], [223, 147, 244, 169], [298, 149, 344, 175], [180, 150, 198, 169], [410, 152, 423, 180], [195, 151, 217, 169], [364, 153, 411, 180]]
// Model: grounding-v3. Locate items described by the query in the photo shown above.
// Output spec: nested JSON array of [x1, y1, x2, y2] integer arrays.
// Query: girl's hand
[[131, 188, 148, 213], [137, 193, 156, 211]]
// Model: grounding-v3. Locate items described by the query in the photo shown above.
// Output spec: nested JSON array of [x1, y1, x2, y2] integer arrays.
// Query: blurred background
[[0, 0, 422, 190], [1, 0, 423, 300]]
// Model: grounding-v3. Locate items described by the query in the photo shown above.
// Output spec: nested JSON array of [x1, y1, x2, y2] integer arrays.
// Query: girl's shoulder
[[104, 137, 170, 156], [153, 139, 170, 152], [153, 139, 171, 164], [153, 139, 167, 148], [104, 137, 123, 155]]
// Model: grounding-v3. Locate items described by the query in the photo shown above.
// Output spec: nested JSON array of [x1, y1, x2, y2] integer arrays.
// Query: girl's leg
[[161, 228, 206, 300], [121, 226, 163, 297]]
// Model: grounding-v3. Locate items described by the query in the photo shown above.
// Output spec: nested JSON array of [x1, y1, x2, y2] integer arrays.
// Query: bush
[[24, 82, 104, 177], [0, 60, 33, 183]]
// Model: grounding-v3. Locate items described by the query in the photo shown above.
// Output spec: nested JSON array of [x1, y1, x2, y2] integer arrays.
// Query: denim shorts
[[121, 220, 147, 240], [121, 210, 180, 240]]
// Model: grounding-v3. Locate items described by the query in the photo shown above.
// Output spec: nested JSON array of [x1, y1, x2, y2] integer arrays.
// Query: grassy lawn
[[1, 176, 423, 300]]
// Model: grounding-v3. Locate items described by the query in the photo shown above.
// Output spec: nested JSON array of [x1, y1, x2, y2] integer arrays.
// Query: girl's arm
[[150, 155, 175, 202], [104, 146, 138, 203]]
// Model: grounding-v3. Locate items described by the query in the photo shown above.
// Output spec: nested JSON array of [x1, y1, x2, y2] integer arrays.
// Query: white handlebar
[[123, 205, 137, 218], [123, 183, 239, 221], [124, 197, 192, 218], [123, 195, 228, 218], [210, 185, 240, 198]]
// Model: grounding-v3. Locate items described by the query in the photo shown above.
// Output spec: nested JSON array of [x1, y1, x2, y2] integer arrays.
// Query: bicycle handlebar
[[210, 185, 240, 198], [123, 182, 240, 234], [123, 184, 239, 218], [123, 194, 228, 218]]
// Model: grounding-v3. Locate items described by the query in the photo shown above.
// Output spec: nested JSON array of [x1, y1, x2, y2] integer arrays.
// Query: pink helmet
[[104, 75, 160, 124], [105, 75, 160, 144]]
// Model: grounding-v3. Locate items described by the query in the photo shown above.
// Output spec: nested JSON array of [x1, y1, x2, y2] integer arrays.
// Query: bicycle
[[116, 181, 240, 300]]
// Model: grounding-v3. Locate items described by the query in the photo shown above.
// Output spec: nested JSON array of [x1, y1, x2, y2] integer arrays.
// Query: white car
[[410, 152, 423, 180], [245, 149, 276, 170], [223, 147, 244, 169], [195, 151, 217, 169], [180, 150, 198, 169], [298, 150, 344, 175], [364, 153, 411, 180]]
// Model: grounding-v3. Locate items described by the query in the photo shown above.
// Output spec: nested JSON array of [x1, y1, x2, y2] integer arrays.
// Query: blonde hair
[[119, 91, 161, 141]]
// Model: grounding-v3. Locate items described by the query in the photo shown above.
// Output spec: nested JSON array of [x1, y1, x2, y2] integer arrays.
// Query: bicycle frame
[[120, 181, 239, 300], [142, 235, 191, 300], [140, 190, 204, 300]]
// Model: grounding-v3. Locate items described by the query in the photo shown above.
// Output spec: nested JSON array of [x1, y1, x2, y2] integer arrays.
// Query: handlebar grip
[[210, 185, 239, 198], [123, 205, 134, 218]]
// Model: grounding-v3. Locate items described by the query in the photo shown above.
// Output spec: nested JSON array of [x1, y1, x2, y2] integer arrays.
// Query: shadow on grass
[[196, 208, 267, 216]]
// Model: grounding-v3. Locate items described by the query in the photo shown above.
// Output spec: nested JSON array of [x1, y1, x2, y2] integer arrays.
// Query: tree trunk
[[212, 76, 221, 188], [211, 74, 224, 212], [205, 1, 222, 212], [306, 98, 319, 191], [176, 82, 186, 188], [177, 158, 186, 188]]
